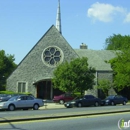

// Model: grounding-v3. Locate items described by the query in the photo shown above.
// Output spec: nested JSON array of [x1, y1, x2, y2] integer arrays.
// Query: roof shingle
[[75, 49, 116, 71]]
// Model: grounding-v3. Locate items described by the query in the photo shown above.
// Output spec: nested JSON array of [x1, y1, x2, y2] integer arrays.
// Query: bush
[[0, 91, 15, 94], [0, 91, 32, 96]]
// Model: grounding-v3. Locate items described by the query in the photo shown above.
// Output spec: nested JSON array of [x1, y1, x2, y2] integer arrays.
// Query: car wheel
[[8, 104, 15, 111], [77, 102, 82, 107], [95, 102, 99, 107], [33, 104, 39, 110], [59, 100, 64, 104], [111, 101, 115, 106], [122, 101, 126, 105]]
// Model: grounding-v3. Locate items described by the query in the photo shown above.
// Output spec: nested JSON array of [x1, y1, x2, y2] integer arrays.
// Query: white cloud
[[124, 13, 130, 23], [87, 2, 126, 22]]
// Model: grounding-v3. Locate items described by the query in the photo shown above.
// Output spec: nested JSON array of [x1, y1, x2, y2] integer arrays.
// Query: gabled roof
[[75, 49, 116, 71], [17, 25, 56, 66], [7, 25, 79, 80]]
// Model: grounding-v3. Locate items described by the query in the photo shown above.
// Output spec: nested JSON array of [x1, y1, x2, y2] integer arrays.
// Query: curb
[[0, 110, 130, 123]]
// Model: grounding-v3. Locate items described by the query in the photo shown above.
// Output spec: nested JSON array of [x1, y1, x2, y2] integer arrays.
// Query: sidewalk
[[40, 103, 64, 110]]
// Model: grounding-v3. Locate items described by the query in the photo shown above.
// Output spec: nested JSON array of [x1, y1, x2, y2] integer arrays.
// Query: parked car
[[101, 95, 128, 106], [0, 95, 44, 111], [0, 94, 11, 102], [0, 94, 24, 102], [53, 93, 75, 104], [64, 95, 101, 108]]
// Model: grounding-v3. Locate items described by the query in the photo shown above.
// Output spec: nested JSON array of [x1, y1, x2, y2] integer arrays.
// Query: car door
[[87, 95, 96, 105], [26, 96, 35, 107], [114, 95, 121, 104], [15, 96, 26, 108], [83, 95, 92, 106], [116, 95, 123, 104]]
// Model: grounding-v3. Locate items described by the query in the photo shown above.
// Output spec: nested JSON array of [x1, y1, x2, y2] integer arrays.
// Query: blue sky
[[0, 0, 130, 64]]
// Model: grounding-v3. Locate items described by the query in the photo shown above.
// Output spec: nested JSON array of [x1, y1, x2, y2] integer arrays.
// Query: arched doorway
[[35, 80, 64, 100]]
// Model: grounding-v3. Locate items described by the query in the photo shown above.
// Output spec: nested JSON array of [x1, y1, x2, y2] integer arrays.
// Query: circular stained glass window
[[42, 46, 64, 67]]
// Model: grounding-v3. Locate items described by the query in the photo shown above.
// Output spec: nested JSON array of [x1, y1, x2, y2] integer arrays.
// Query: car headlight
[[105, 100, 110, 103], [3, 102, 7, 106], [66, 104, 70, 106], [71, 101, 76, 104], [0, 102, 6, 106]]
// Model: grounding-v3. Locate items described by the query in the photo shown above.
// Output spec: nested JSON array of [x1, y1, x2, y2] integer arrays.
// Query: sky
[[0, 0, 130, 64]]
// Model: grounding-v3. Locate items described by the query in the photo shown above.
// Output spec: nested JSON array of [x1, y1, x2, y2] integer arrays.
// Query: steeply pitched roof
[[7, 25, 79, 81], [75, 49, 116, 71]]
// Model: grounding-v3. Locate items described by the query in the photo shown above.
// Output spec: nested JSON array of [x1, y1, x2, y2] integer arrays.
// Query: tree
[[0, 50, 17, 90], [109, 50, 130, 91], [104, 34, 130, 93], [52, 57, 95, 96], [105, 34, 130, 50], [97, 79, 112, 97]]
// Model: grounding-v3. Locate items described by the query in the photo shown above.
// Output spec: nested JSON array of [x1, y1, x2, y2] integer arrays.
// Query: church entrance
[[36, 80, 64, 99], [36, 80, 52, 99]]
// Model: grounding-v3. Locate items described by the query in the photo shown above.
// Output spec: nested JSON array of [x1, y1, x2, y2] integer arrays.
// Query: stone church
[[6, 1, 116, 99]]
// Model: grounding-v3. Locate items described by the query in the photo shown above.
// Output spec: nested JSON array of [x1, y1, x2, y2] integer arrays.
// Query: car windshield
[[71, 96, 83, 101], [106, 95, 115, 99]]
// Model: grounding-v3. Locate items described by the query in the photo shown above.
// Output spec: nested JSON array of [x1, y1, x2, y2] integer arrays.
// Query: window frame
[[17, 81, 28, 93]]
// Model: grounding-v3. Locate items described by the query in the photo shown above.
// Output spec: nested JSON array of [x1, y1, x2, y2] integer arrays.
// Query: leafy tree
[[105, 34, 130, 50], [109, 50, 130, 91], [52, 57, 95, 96], [104, 34, 130, 93], [0, 50, 17, 90], [97, 79, 112, 97]]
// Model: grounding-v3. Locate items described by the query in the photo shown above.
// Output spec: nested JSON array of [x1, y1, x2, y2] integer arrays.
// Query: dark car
[[101, 95, 128, 106], [53, 93, 75, 104], [64, 95, 101, 108]]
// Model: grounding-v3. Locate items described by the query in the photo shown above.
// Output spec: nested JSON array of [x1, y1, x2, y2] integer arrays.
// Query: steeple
[[56, 0, 62, 34]]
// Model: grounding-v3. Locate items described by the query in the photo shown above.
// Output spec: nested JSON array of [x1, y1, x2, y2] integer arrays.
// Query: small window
[[89, 95, 95, 99], [85, 95, 94, 99], [115, 95, 122, 99], [65, 94, 70, 97], [27, 96, 34, 100], [18, 82, 27, 93], [19, 96, 26, 100]]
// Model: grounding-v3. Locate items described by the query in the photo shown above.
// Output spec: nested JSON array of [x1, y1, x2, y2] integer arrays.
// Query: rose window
[[42, 46, 64, 67]]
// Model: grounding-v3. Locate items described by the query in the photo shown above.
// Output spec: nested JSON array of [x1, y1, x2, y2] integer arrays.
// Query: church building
[[6, 0, 116, 99]]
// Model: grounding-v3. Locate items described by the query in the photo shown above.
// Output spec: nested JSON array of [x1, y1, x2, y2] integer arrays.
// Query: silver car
[[0, 95, 44, 111]]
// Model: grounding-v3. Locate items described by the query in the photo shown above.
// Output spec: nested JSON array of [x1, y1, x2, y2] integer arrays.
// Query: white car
[[0, 95, 44, 111]]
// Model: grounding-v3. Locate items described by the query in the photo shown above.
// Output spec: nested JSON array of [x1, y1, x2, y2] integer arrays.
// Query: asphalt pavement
[[0, 103, 130, 123], [1, 112, 129, 130]]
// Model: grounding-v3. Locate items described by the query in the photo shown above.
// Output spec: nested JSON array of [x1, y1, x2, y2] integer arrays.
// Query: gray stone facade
[[85, 70, 115, 97], [7, 25, 116, 99], [7, 25, 79, 97]]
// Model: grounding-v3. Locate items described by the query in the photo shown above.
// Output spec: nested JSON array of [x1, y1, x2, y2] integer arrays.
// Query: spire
[[56, 0, 62, 34]]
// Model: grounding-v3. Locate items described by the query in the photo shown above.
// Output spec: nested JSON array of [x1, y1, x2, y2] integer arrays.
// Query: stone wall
[[6, 25, 79, 96], [86, 70, 116, 98]]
